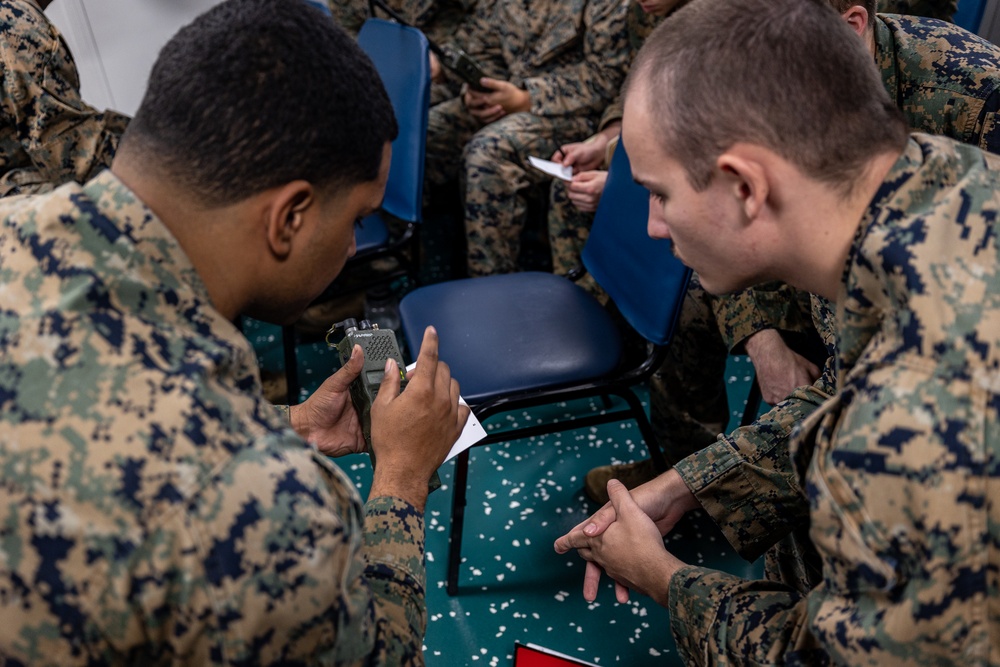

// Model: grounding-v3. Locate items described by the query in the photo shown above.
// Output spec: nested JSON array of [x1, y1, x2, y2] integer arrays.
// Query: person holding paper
[[422, 0, 629, 277]]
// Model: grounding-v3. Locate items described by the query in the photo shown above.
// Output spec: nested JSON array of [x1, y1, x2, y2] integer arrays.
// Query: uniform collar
[[874, 16, 900, 108]]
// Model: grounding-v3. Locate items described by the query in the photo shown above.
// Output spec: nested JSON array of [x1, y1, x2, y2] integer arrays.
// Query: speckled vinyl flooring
[[245, 318, 764, 666]]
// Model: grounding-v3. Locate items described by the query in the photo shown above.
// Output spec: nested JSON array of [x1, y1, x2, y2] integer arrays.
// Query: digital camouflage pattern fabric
[[0, 172, 428, 665], [0, 0, 128, 198], [671, 134, 1000, 664], [424, 0, 628, 276]]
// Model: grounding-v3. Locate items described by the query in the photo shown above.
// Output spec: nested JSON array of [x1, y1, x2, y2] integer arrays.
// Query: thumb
[[606, 479, 638, 517], [326, 344, 364, 393], [374, 358, 402, 406]]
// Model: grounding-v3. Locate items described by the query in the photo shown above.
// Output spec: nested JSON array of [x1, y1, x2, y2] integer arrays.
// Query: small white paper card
[[407, 362, 487, 461], [528, 156, 573, 181]]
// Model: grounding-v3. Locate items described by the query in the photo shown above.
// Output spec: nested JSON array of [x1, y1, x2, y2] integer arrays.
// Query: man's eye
[[650, 192, 665, 204], [354, 217, 365, 229]]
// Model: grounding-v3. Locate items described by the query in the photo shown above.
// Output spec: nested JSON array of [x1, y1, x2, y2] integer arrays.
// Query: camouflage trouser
[[546, 178, 604, 299], [650, 272, 731, 465], [425, 97, 593, 276]]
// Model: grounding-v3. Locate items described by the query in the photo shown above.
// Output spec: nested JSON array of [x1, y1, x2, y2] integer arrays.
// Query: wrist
[[287, 404, 311, 441], [516, 88, 531, 113], [663, 468, 700, 514], [743, 328, 780, 361], [599, 122, 621, 143], [370, 466, 430, 512]]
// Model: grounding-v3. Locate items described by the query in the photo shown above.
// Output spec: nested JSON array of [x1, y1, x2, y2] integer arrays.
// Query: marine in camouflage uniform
[[672, 8, 1000, 619], [648, 9, 1000, 473], [0, 171, 431, 665], [557, 0, 1000, 658], [423, 0, 628, 276], [0, 0, 129, 198], [670, 132, 1000, 665], [0, 0, 453, 662]]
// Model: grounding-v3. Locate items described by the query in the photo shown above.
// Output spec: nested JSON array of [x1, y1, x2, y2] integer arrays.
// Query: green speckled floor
[[245, 317, 764, 666]]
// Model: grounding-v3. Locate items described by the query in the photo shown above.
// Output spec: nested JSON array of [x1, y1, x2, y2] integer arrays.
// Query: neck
[[774, 150, 900, 302], [110, 159, 254, 322]]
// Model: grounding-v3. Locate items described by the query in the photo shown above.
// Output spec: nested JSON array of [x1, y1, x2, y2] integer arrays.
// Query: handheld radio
[[327, 318, 441, 491]]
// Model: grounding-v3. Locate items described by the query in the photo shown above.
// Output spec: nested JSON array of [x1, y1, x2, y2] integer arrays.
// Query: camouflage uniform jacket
[[0, 172, 428, 665], [671, 134, 1000, 664], [0, 0, 129, 198], [443, 0, 628, 118]]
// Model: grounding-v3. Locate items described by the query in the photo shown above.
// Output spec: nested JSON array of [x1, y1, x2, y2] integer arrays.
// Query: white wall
[[46, 0, 220, 116]]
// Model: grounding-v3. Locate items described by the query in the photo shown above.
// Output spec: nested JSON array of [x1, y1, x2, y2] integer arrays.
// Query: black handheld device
[[327, 318, 441, 491], [367, 0, 490, 91], [329, 318, 407, 449]]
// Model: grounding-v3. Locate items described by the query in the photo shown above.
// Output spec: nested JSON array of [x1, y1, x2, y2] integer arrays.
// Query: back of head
[[122, 0, 398, 207], [627, 0, 906, 194]]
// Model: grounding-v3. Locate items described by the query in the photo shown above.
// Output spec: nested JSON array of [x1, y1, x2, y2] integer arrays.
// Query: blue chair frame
[[398, 145, 692, 594], [282, 18, 431, 401]]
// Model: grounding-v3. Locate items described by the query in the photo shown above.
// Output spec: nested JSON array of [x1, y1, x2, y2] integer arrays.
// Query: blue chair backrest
[[303, 0, 333, 16], [954, 0, 987, 32], [582, 144, 691, 346], [357, 19, 431, 224]]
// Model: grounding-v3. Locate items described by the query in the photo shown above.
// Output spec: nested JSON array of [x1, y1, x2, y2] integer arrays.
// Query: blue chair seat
[[400, 272, 623, 404], [355, 213, 391, 254]]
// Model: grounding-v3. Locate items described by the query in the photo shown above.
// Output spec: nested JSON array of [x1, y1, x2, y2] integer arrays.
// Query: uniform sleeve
[[673, 357, 835, 562], [667, 566, 822, 665], [522, 0, 629, 118], [712, 282, 815, 353], [0, 17, 128, 196]]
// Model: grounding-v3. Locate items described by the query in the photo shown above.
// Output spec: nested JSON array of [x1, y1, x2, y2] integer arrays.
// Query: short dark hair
[[828, 0, 877, 19], [626, 0, 906, 194], [123, 0, 398, 206]]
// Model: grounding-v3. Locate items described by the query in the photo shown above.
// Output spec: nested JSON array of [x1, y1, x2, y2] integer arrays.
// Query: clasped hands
[[553, 469, 699, 606]]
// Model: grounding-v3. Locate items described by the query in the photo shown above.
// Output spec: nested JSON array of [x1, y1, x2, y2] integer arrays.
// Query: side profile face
[[252, 141, 392, 324], [622, 85, 759, 295]]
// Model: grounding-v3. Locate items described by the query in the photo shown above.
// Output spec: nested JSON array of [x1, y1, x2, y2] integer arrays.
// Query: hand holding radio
[[287, 343, 367, 457], [329, 321, 469, 509]]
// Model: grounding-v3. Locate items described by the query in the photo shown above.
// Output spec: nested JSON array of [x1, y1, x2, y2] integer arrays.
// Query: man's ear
[[716, 147, 768, 224], [841, 6, 869, 37], [264, 180, 314, 260]]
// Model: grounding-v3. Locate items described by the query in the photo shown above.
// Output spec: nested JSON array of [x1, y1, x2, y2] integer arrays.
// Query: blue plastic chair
[[399, 144, 691, 594], [302, 0, 333, 16], [282, 17, 431, 401], [954, 0, 987, 32]]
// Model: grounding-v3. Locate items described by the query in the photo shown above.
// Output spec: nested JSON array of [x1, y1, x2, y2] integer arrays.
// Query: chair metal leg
[[282, 324, 300, 406], [620, 389, 670, 474], [446, 448, 471, 595], [740, 377, 762, 427]]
